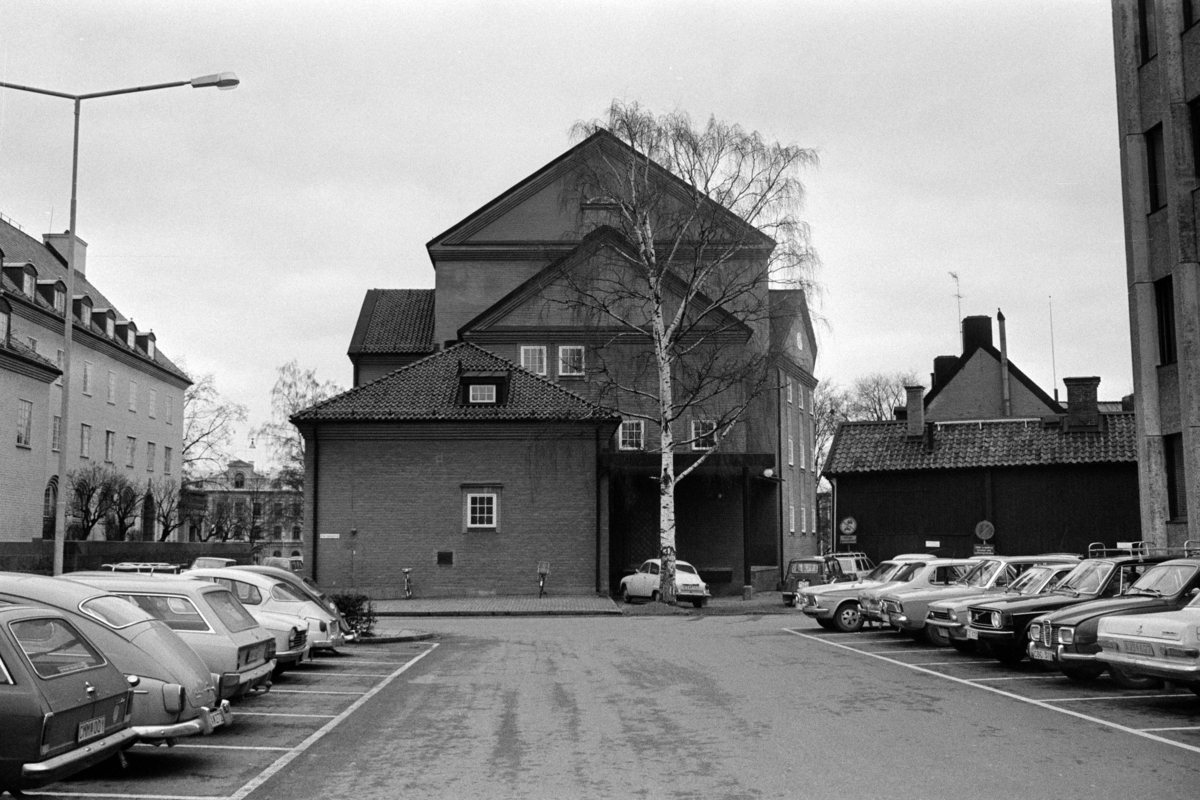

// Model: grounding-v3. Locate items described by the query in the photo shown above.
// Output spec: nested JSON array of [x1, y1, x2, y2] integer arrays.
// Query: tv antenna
[[1049, 295, 1058, 402], [949, 271, 963, 341]]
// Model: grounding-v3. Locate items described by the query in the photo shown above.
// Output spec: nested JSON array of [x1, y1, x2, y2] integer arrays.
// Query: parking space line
[[234, 712, 338, 719], [26, 793, 221, 799], [227, 643, 439, 800], [288, 671, 393, 677], [170, 745, 292, 752], [971, 675, 1057, 681], [853, 647, 945, 653], [1141, 726, 1200, 732], [308, 659, 416, 665], [1042, 693, 1194, 702], [267, 689, 366, 695], [783, 628, 1200, 757], [908, 662, 960, 667]]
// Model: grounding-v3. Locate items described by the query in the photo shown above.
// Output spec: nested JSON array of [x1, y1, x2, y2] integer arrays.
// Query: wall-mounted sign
[[925, 540, 940, 549], [839, 517, 858, 535], [319, 533, 340, 539], [973, 544, 995, 556], [842, 535, 857, 544]]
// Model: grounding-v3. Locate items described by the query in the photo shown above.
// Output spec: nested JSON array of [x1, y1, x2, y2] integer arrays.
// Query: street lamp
[[0, 72, 239, 574]]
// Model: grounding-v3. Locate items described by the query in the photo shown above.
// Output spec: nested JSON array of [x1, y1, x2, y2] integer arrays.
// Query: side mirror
[[126, 674, 140, 688]]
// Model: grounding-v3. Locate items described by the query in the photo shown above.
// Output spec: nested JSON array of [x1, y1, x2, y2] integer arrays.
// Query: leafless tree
[[257, 360, 342, 492], [562, 102, 819, 602], [813, 381, 851, 485], [107, 476, 142, 541], [844, 371, 922, 422], [149, 477, 184, 542], [66, 463, 114, 540], [183, 373, 248, 485]]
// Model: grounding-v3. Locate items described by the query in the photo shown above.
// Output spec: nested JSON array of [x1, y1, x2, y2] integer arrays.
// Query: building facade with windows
[[1111, 0, 1200, 546], [183, 461, 304, 558], [1, 218, 189, 541], [299, 131, 820, 597]]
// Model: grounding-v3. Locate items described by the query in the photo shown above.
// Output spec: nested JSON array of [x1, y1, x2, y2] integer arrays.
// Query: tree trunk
[[654, 303, 677, 605]]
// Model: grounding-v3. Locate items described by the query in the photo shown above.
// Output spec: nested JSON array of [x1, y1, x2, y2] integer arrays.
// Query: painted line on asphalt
[[266, 689, 366, 695], [169, 745, 292, 752], [971, 675, 1057, 681], [227, 643, 439, 800], [784, 628, 1200, 757], [1042, 693, 1194, 702], [1141, 726, 1200, 732], [25, 794, 221, 799], [853, 647, 946, 653], [307, 658, 418, 665], [908, 662, 961, 667], [283, 671, 394, 678], [233, 711, 338, 719]]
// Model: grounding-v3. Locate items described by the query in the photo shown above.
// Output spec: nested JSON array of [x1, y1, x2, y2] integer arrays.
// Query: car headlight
[[1059, 626, 1074, 646], [948, 609, 959, 622], [1029, 623, 1042, 641], [989, 611, 1001, 628]]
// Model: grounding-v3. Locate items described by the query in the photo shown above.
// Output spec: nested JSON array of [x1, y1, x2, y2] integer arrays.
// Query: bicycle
[[537, 561, 550, 598], [402, 568, 413, 600]]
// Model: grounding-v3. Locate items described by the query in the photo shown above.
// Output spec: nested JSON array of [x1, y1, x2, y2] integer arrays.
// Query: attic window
[[53, 287, 65, 313], [23, 272, 35, 298], [106, 316, 115, 337], [469, 384, 496, 404], [80, 302, 91, 327], [126, 328, 135, 348], [457, 368, 509, 406]]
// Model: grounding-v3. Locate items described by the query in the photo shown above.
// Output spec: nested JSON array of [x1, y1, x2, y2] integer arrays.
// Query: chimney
[[43, 232, 86, 277], [931, 355, 957, 389], [998, 309, 1012, 417], [961, 315, 993, 354], [905, 385, 925, 439], [1063, 376, 1101, 430]]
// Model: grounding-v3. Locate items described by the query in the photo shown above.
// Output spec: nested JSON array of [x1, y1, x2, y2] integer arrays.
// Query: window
[[0, 303, 8, 344], [82, 361, 93, 395], [1191, 98, 1200, 179], [233, 472, 245, 489], [788, 437, 794, 466], [22, 272, 34, 297], [146, 442, 156, 472], [292, 502, 302, 518], [54, 349, 63, 385], [252, 502, 262, 518], [16, 400, 33, 447], [27, 336, 37, 352], [80, 423, 91, 459], [437, 551, 454, 566], [273, 502, 284, 518], [165, 395, 174, 424], [126, 328, 135, 349], [107, 371, 117, 404], [291, 525, 301, 540], [520, 346, 547, 376], [799, 387, 806, 412], [104, 431, 115, 463], [463, 485, 501, 531], [1156, 275, 1177, 365], [1165, 433, 1188, 520], [1187, 0, 1196, 29], [619, 419, 645, 450], [1146, 124, 1166, 211], [51, 415, 61, 452], [691, 420, 717, 450], [149, 389, 157, 419], [235, 500, 246, 518], [787, 380, 793, 404], [558, 345, 585, 377], [789, 504, 795, 534], [126, 436, 136, 468], [164, 446, 172, 474], [105, 316, 114, 338], [81, 304, 91, 327], [53, 287, 65, 314], [801, 502, 808, 533], [468, 384, 496, 403], [128, 380, 137, 412], [1139, 0, 1158, 63]]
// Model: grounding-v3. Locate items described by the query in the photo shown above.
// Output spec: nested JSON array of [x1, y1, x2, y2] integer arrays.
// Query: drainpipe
[[310, 432, 320, 584], [998, 309, 1012, 417]]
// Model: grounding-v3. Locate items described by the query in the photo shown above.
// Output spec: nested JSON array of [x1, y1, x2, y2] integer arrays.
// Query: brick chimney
[[931, 355, 957, 390], [1063, 376, 1101, 430], [43, 232, 86, 277], [905, 385, 925, 439], [961, 315, 993, 354]]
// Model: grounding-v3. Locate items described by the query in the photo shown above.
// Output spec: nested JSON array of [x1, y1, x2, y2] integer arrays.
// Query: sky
[[0, 0, 1130, 467]]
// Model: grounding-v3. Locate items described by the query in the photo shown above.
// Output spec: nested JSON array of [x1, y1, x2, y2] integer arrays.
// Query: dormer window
[[126, 328, 135, 348], [234, 472, 245, 489], [469, 384, 496, 404], [75, 296, 93, 328], [53, 287, 65, 314], [457, 367, 510, 406], [23, 271, 35, 298], [105, 315, 114, 338], [136, 331, 157, 359], [0, 298, 10, 346]]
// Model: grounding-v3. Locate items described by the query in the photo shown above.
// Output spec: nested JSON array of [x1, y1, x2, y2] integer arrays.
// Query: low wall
[[0, 541, 254, 575]]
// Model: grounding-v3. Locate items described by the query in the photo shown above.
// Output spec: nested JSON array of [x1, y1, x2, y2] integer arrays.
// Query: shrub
[[329, 593, 377, 638]]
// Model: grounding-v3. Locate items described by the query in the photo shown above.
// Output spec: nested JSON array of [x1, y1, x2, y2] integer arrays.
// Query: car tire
[[949, 638, 976, 654], [993, 644, 1025, 666], [622, 586, 633, 604], [833, 602, 864, 633], [816, 618, 835, 630], [651, 590, 660, 604], [1061, 664, 1104, 684], [1109, 663, 1163, 690], [1189, 682, 1200, 697], [692, 599, 704, 608], [924, 625, 950, 647]]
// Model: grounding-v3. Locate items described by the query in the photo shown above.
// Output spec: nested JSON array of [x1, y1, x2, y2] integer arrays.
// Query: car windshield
[[118, 594, 211, 632], [864, 562, 902, 582], [1055, 561, 1114, 595], [204, 589, 259, 633], [11, 617, 105, 678], [79, 595, 157, 629], [959, 560, 1002, 588], [1125, 564, 1197, 597], [893, 563, 925, 582], [1008, 567, 1051, 593], [676, 563, 698, 576]]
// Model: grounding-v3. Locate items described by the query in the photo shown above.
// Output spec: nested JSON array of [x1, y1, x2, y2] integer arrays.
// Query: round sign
[[839, 517, 858, 535], [975, 520, 995, 541]]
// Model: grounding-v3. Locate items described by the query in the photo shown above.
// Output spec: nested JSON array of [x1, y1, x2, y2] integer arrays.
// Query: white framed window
[[619, 419, 644, 450], [788, 437, 794, 466], [146, 442, 156, 472], [126, 329, 135, 349], [128, 380, 137, 412], [812, 507, 817, 534], [164, 446, 172, 474], [789, 504, 795, 534], [801, 502, 808, 534], [691, 420, 717, 450], [520, 346, 547, 376], [16, 400, 33, 447], [81, 304, 91, 327], [82, 361, 93, 395], [105, 316, 114, 338], [52, 415, 61, 452], [126, 436, 137, 468], [22, 273, 35, 297], [165, 395, 174, 424], [558, 345, 585, 377], [104, 431, 115, 463], [787, 380, 793, 404], [799, 387, 806, 411], [107, 371, 117, 405], [53, 288, 65, 314], [149, 388, 157, 419], [466, 492, 498, 529], [0, 306, 9, 342], [80, 424, 92, 459], [468, 384, 496, 404]]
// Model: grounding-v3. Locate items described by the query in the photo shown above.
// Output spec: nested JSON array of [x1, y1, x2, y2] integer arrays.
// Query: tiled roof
[[292, 342, 620, 423], [0, 219, 189, 382], [824, 413, 1137, 475], [349, 289, 436, 355], [0, 334, 59, 371]]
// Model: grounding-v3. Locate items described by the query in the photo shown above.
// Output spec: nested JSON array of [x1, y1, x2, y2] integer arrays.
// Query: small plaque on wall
[[319, 533, 340, 539]]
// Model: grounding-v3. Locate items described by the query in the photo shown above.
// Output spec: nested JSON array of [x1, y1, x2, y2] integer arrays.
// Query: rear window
[[11, 618, 105, 678], [204, 589, 259, 633], [791, 562, 822, 574], [270, 582, 308, 602], [80, 595, 156, 629], [118, 594, 211, 632]]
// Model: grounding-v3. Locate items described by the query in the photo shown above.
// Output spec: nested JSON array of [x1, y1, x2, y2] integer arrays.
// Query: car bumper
[[800, 604, 832, 620], [20, 727, 140, 787], [886, 613, 923, 632], [275, 645, 309, 669], [926, 618, 967, 638], [968, 627, 1014, 640], [310, 629, 345, 651], [219, 660, 276, 699], [1098, 651, 1200, 681], [133, 700, 232, 742]]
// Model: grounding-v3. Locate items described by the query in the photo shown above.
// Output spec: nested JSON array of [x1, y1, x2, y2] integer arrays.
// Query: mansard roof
[[292, 342, 619, 424], [348, 289, 436, 356]]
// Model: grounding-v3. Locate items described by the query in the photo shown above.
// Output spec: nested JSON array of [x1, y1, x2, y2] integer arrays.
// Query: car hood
[[930, 587, 1011, 612], [1039, 595, 1167, 626], [805, 578, 884, 596], [974, 592, 1095, 617], [884, 584, 969, 603], [1099, 607, 1200, 639]]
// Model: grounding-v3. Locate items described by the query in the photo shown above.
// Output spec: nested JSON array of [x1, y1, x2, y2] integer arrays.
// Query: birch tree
[[182, 373, 248, 485], [255, 361, 343, 492], [564, 102, 818, 602]]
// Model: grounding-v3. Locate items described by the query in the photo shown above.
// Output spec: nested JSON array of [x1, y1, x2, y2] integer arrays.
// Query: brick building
[[297, 131, 820, 597], [2, 218, 188, 541]]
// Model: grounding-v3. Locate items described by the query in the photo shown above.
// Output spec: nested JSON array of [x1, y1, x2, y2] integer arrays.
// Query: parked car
[[967, 544, 1176, 665], [1026, 557, 1200, 686], [231, 565, 352, 637], [883, 555, 1079, 645], [68, 573, 306, 679], [187, 568, 345, 651], [797, 557, 930, 631], [0, 572, 229, 743], [260, 556, 304, 573], [877, 559, 979, 634], [619, 559, 711, 608], [1095, 592, 1200, 694], [859, 559, 975, 626], [926, 562, 1076, 652], [98, 562, 184, 575], [782, 555, 851, 607], [191, 557, 238, 570]]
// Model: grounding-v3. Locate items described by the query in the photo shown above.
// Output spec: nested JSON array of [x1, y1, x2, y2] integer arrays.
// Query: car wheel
[[621, 586, 633, 604], [816, 618, 835, 630], [692, 599, 704, 609], [949, 638, 976, 654], [651, 590, 660, 603], [993, 644, 1025, 666], [1189, 682, 1200, 697], [1061, 664, 1104, 684], [833, 602, 863, 633], [924, 625, 950, 647], [1109, 663, 1163, 690]]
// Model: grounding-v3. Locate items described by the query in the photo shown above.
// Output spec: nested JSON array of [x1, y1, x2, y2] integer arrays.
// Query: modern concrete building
[[1, 217, 189, 541], [1111, 0, 1200, 546]]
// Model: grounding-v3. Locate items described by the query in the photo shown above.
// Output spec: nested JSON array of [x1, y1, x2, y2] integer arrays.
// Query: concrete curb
[[348, 631, 436, 644]]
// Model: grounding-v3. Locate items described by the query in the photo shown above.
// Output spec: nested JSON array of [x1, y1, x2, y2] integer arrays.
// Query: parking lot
[[785, 621, 1200, 755], [27, 640, 438, 800]]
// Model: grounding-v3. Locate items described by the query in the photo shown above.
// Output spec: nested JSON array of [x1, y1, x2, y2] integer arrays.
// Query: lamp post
[[0, 72, 239, 574]]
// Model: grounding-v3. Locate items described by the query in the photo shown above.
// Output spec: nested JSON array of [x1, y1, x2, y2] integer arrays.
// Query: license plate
[[966, 628, 979, 640], [1125, 640, 1155, 656], [207, 707, 226, 728], [78, 716, 105, 742], [1030, 648, 1054, 662]]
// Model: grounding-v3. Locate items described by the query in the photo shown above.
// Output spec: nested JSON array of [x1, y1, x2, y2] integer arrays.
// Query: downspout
[[311, 431, 320, 584], [742, 466, 752, 589], [595, 426, 602, 594], [998, 309, 1012, 417], [777, 369, 785, 584], [829, 476, 838, 554]]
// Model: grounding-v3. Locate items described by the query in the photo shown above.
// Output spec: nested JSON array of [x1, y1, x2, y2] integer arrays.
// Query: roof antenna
[[949, 271, 963, 347], [1049, 295, 1058, 402]]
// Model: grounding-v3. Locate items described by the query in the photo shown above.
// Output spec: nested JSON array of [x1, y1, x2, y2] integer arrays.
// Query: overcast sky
[[0, 1, 1128, 466]]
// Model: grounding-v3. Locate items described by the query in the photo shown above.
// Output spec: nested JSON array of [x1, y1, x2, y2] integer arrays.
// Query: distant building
[[1110, 0, 1200, 547], [184, 460, 304, 559], [1, 218, 188, 541]]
